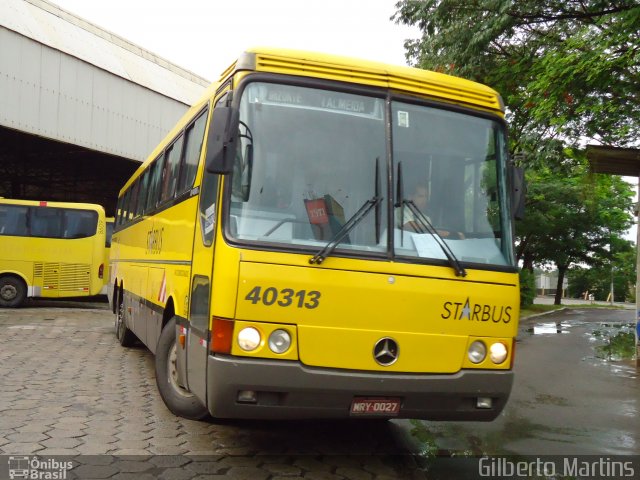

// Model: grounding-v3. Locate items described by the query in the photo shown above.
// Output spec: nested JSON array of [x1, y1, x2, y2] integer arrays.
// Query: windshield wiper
[[395, 162, 467, 277], [309, 196, 382, 264], [401, 200, 467, 277], [310, 158, 383, 265]]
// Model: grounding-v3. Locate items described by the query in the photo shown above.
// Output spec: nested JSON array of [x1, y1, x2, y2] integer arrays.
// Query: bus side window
[[31, 207, 63, 238], [121, 189, 131, 225], [63, 210, 98, 239], [128, 179, 140, 219], [190, 275, 210, 331], [137, 170, 151, 217], [115, 197, 124, 227], [178, 111, 207, 194], [0, 205, 28, 236], [161, 135, 184, 204], [146, 156, 165, 213]]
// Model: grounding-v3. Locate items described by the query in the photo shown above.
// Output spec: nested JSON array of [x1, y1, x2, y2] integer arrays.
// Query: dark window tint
[[105, 221, 114, 247], [161, 135, 184, 203], [31, 207, 63, 238], [121, 189, 131, 224], [62, 210, 98, 238], [179, 111, 207, 193], [115, 197, 123, 226], [0, 205, 29, 236], [146, 156, 165, 212], [137, 170, 151, 216], [129, 179, 140, 219], [190, 275, 210, 331]]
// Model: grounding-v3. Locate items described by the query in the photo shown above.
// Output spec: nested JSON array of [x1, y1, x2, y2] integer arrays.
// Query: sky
[[49, 0, 421, 81]]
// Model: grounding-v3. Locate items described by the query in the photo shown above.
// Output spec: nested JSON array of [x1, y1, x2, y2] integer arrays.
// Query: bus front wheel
[[0, 276, 27, 308], [115, 291, 137, 347], [155, 317, 209, 420]]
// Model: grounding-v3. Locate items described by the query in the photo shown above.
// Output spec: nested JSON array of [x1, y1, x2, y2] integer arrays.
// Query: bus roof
[[0, 198, 106, 212], [234, 47, 504, 113]]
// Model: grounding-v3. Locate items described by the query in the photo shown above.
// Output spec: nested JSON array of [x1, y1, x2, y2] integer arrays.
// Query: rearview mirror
[[205, 106, 239, 174], [510, 165, 526, 220]]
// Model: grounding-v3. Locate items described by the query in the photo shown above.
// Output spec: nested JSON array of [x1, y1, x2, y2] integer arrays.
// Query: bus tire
[[156, 317, 209, 420], [0, 275, 27, 308], [115, 292, 137, 347]]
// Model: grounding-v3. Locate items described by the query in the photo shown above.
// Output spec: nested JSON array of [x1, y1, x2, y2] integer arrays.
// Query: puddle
[[528, 320, 637, 363], [527, 322, 571, 335], [590, 323, 636, 361]]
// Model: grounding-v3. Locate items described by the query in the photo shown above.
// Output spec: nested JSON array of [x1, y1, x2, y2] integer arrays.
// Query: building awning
[[586, 145, 640, 176]]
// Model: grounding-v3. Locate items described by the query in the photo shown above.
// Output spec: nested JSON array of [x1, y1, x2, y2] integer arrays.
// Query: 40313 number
[[244, 286, 321, 309]]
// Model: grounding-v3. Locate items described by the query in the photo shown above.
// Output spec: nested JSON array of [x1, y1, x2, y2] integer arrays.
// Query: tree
[[393, 0, 640, 147], [568, 237, 637, 301], [516, 156, 634, 304]]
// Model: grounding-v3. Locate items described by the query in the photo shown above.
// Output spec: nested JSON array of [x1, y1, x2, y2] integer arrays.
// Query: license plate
[[350, 397, 401, 416]]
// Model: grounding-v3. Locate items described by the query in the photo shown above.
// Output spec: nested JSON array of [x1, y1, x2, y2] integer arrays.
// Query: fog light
[[468, 341, 486, 364], [489, 342, 508, 364], [477, 397, 492, 409], [238, 327, 261, 351], [268, 329, 291, 354], [237, 390, 257, 403]]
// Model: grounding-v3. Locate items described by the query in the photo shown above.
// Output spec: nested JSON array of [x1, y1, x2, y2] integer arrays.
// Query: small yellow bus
[[101, 217, 115, 294], [0, 199, 106, 307], [110, 48, 522, 421]]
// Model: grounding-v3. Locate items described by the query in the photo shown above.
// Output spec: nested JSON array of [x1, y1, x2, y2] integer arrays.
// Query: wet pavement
[[0, 300, 637, 479], [404, 308, 639, 460]]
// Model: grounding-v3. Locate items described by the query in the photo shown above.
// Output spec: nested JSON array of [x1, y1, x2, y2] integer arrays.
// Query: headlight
[[268, 329, 291, 354], [489, 342, 508, 364], [237, 327, 261, 351], [468, 341, 486, 364]]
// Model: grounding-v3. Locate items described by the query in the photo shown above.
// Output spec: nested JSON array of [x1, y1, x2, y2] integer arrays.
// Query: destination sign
[[246, 83, 383, 119]]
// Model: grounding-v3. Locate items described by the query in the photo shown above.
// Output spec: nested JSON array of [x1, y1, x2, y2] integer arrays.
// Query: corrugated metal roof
[[0, 0, 210, 105]]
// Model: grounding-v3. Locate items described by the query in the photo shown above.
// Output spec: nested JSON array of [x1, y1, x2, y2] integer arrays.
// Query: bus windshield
[[227, 81, 513, 267]]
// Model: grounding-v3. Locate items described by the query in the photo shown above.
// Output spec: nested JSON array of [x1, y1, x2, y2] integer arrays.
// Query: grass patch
[[520, 302, 628, 319], [520, 304, 564, 318]]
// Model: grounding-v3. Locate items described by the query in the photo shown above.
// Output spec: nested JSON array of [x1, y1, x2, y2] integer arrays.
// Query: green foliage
[[393, 0, 640, 147], [568, 237, 637, 302], [519, 268, 536, 307]]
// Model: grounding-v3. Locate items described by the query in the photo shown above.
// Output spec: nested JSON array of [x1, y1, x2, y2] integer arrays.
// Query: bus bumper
[[206, 355, 513, 420]]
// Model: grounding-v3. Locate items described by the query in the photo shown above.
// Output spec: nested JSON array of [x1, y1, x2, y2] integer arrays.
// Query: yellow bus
[[0, 199, 107, 307], [110, 48, 522, 421], [101, 217, 115, 294]]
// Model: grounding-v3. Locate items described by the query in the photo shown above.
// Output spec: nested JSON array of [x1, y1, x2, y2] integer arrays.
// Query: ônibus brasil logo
[[8, 456, 73, 479]]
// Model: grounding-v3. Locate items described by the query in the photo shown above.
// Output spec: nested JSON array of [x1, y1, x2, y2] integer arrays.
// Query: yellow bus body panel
[[110, 195, 198, 317], [230, 249, 518, 374]]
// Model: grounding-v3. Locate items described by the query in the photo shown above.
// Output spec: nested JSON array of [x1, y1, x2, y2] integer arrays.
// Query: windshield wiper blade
[[309, 196, 382, 265], [403, 200, 467, 277]]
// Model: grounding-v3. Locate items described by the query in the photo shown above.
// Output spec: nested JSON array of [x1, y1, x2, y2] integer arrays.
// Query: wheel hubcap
[[168, 342, 193, 398], [116, 304, 124, 338], [1, 285, 17, 301]]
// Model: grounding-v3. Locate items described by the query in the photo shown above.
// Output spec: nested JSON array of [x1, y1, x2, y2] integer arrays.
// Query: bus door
[[186, 171, 219, 401]]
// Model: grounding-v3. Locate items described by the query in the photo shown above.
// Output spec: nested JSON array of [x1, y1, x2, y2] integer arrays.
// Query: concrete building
[[0, 0, 210, 214]]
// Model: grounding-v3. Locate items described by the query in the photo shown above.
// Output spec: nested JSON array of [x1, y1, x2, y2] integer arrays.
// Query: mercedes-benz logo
[[373, 337, 399, 366]]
